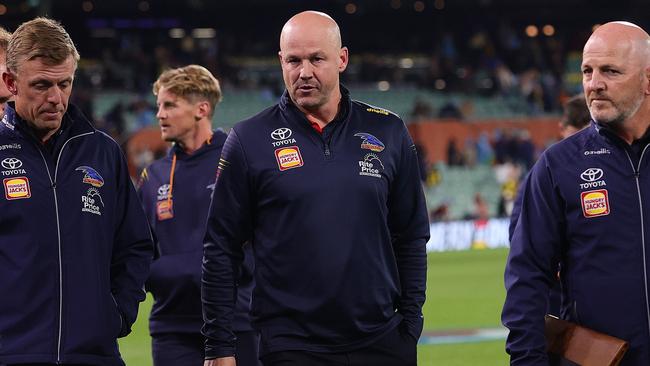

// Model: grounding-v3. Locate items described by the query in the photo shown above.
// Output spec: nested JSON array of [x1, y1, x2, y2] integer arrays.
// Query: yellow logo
[[366, 107, 389, 116], [581, 189, 610, 218], [275, 146, 304, 171], [4, 176, 31, 200]]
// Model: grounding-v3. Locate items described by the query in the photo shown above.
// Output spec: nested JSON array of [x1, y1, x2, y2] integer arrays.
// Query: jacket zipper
[[35, 131, 94, 364], [624, 145, 650, 344]]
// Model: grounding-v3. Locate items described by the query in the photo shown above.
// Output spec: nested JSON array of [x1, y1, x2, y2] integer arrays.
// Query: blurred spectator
[[514, 129, 535, 170], [429, 202, 450, 222], [410, 98, 435, 121], [447, 138, 465, 166], [475, 132, 494, 165], [559, 93, 591, 139], [438, 101, 464, 119]]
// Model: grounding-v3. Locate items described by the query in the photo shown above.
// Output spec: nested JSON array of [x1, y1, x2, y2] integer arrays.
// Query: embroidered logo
[[271, 128, 297, 147], [581, 189, 610, 218], [579, 168, 606, 190], [271, 128, 292, 140], [76, 166, 105, 188], [1, 157, 22, 169], [584, 148, 611, 156], [156, 200, 174, 220], [81, 187, 104, 216], [0, 143, 21, 151], [3, 176, 31, 200], [1, 157, 27, 176], [354, 133, 385, 152], [358, 153, 384, 178], [157, 184, 170, 200], [275, 146, 304, 171]]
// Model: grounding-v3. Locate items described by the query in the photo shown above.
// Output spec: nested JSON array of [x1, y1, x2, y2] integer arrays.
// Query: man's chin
[[593, 114, 624, 126], [161, 134, 175, 142], [294, 97, 323, 111]]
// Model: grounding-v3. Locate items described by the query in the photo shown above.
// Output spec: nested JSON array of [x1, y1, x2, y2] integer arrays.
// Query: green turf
[[119, 248, 510, 365], [423, 248, 508, 330], [418, 341, 508, 365]]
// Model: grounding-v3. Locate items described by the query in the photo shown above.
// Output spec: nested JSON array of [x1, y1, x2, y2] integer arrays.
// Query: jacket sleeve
[[502, 153, 565, 365], [387, 126, 430, 340], [202, 129, 252, 359], [111, 146, 154, 338]]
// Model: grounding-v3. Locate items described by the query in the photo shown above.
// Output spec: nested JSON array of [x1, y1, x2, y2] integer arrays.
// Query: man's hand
[[204, 357, 236, 366]]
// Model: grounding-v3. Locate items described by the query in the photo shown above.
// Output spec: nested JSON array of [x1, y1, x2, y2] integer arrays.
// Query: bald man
[[502, 21, 650, 365], [202, 11, 429, 366]]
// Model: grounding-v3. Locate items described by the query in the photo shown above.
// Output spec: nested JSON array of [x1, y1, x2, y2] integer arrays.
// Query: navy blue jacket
[[137, 130, 254, 335], [202, 86, 430, 358], [503, 123, 650, 365], [0, 103, 153, 366]]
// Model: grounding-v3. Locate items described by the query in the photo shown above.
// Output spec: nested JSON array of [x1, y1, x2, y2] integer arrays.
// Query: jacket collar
[[278, 84, 352, 124], [593, 120, 650, 148], [167, 128, 228, 160], [4, 102, 95, 142]]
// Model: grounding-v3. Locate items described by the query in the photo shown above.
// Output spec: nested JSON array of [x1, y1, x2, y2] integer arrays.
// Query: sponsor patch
[[354, 133, 385, 152], [3, 176, 31, 200], [358, 153, 384, 178], [366, 107, 389, 116], [581, 189, 610, 218], [0, 143, 21, 150], [579, 167, 606, 190], [156, 200, 174, 220], [270, 128, 297, 147], [271, 128, 292, 140], [157, 184, 170, 201], [584, 148, 611, 156], [1, 157, 27, 176], [275, 146, 304, 171], [76, 166, 105, 188], [81, 187, 104, 216]]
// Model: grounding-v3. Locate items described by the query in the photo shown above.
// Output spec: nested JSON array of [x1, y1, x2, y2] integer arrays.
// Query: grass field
[[119, 248, 510, 365]]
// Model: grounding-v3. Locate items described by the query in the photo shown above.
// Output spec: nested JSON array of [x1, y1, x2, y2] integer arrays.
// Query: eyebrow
[[28, 77, 73, 86]]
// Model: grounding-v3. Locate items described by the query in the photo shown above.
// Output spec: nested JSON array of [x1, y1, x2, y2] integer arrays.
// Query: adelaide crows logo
[[76, 166, 105, 188], [354, 133, 385, 152]]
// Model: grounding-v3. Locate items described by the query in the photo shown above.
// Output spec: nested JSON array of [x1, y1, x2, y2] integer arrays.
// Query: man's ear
[[196, 100, 210, 120], [3, 71, 16, 95]]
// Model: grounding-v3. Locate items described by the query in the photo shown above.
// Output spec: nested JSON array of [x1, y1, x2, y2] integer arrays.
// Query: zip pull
[[324, 144, 331, 157]]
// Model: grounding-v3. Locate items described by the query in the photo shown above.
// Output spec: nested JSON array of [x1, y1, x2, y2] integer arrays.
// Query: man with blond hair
[[0, 17, 153, 366], [0, 26, 12, 116], [138, 65, 258, 366], [202, 11, 428, 366], [503, 21, 650, 365]]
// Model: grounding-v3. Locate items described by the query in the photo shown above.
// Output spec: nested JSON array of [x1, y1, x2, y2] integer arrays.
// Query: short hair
[[153, 65, 223, 118], [7, 17, 80, 74], [0, 27, 11, 53], [561, 94, 591, 129]]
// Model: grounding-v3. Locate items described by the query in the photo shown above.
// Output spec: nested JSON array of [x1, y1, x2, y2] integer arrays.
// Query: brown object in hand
[[545, 314, 629, 366]]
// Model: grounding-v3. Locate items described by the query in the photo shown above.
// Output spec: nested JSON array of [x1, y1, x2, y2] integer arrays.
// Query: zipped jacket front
[[0, 104, 153, 366], [137, 130, 255, 336], [503, 123, 650, 365], [202, 86, 429, 358]]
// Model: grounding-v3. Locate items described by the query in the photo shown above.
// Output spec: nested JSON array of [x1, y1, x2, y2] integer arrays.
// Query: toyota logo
[[1, 157, 22, 170], [580, 168, 603, 182], [157, 184, 170, 196], [271, 128, 292, 140]]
